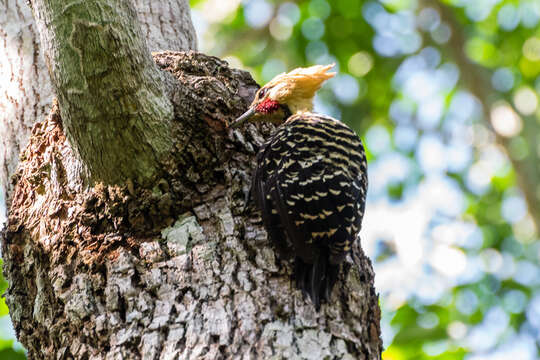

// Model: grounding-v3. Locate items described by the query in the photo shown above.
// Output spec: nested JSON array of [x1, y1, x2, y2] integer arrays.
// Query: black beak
[[230, 107, 256, 128]]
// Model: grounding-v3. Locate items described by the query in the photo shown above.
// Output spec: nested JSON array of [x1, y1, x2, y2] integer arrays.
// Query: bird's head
[[230, 64, 335, 128]]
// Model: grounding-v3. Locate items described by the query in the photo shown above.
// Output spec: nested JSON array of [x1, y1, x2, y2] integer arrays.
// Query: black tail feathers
[[294, 256, 340, 311]]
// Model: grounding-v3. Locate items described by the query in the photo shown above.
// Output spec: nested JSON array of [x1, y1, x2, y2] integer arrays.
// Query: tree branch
[[30, 0, 176, 185]]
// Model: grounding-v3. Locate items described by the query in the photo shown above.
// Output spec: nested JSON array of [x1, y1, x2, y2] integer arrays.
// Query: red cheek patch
[[256, 98, 280, 114]]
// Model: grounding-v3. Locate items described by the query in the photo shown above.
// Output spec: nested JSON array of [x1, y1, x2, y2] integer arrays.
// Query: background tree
[[0, 0, 381, 358]]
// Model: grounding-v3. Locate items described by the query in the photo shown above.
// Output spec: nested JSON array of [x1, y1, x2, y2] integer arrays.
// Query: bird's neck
[[287, 98, 314, 115]]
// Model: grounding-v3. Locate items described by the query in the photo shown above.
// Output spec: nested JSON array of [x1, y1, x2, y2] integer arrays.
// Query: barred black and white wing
[[253, 113, 367, 309]]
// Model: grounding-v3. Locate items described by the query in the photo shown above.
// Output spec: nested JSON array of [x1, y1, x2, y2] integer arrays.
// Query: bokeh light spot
[[498, 4, 520, 31], [418, 313, 439, 329], [527, 295, 540, 328], [201, 0, 241, 23], [492, 68, 514, 92], [269, 15, 293, 41], [466, 37, 498, 66], [362, 2, 385, 25], [520, 2, 540, 28], [513, 87, 538, 115], [501, 195, 527, 224], [502, 290, 528, 314], [301, 17, 325, 40], [466, 161, 491, 195], [523, 37, 540, 61], [465, 1, 494, 22], [490, 103, 522, 137], [418, 96, 443, 130], [420, 47, 441, 68], [390, 99, 414, 124], [305, 41, 328, 63], [366, 125, 391, 156], [514, 261, 539, 285], [480, 248, 503, 274], [508, 136, 529, 160], [417, 135, 446, 173], [244, 0, 274, 28], [278, 2, 301, 24], [431, 245, 467, 277], [330, 74, 360, 105], [348, 52, 374, 77], [431, 23, 451, 44], [374, 35, 400, 57], [422, 341, 448, 357], [455, 289, 478, 315], [308, 0, 331, 19], [449, 91, 477, 120], [393, 125, 418, 151], [447, 321, 467, 340], [417, 7, 440, 31]]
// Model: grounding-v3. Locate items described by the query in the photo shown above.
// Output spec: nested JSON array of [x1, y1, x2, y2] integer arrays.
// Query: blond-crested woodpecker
[[231, 65, 368, 309]]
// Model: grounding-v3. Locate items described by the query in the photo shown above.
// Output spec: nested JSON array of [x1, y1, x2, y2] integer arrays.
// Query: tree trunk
[[0, 0, 52, 199], [3, 51, 382, 359], [0, 0, 195, 197], [1, 1, 382, 358]]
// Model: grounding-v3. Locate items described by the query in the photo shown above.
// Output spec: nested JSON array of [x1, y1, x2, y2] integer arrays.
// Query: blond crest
[[265, 64, 336, 113]]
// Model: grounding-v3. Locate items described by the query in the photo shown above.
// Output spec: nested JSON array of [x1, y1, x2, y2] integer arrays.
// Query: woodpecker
[[231, 64, 368, 309]]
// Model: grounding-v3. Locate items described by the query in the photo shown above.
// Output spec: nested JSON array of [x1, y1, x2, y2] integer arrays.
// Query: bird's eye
[[258, 88, 267, 98]]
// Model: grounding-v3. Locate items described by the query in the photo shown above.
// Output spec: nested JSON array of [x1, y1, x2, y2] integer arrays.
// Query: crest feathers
[[265, 64, 336, 110]]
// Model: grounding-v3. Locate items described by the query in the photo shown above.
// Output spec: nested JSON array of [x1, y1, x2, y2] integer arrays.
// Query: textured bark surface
[[133, 0, 197, 52], [0, 0, 196, 197], [0, 0, 52, 199], [30, 0, 177, 186], [3, 52, 382, 359]]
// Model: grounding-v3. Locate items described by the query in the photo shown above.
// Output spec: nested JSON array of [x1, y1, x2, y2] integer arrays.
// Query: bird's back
[[253, 112, 368, 308]]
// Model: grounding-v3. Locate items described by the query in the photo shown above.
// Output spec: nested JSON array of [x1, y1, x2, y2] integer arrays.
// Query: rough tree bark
[[0, 0, 196, 197], [1, 1, 382, 359], [0, 0, 52, 199]]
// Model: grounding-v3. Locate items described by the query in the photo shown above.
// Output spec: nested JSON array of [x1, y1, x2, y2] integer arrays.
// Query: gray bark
[[3, 51, 382, 359], [0, 0, 52, 200], [0, 0, 195, 197], [132, 0, 197, 52], [2, 1, 382, 358]]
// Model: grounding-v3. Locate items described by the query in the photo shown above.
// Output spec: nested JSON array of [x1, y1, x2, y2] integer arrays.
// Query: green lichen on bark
[[161, 214, 204, 256]]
